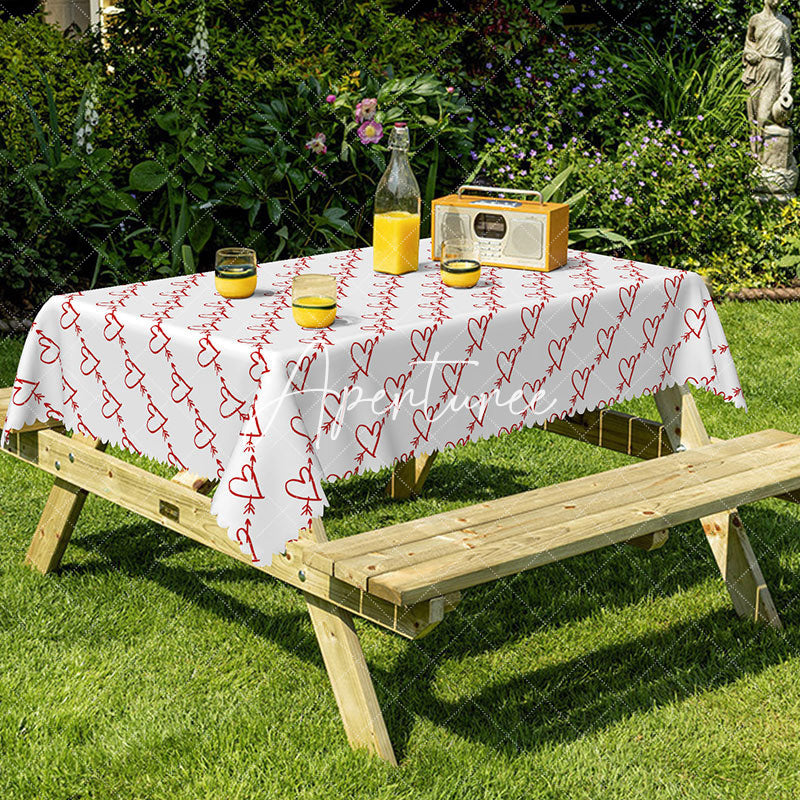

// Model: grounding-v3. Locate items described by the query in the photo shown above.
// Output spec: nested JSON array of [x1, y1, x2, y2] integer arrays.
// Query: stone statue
[[742, 0, 797, 202]]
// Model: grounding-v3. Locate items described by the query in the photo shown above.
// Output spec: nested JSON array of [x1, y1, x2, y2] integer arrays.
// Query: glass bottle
[[373, 122, 421, 274]]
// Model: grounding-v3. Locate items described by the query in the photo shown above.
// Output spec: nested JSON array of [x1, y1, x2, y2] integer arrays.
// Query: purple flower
[[697, 114, 704, 121], [470, 150, 478, 160], [487, 137, 496, 144], [499, 146, 506, 153], [624, 196, 633, 205], [651, 170, 658, 177], [355, 97, 377, 124], [520, 169, 527, 176], [325, 94, 336, 103], [305, 132, 327, 155], [357, 120, 383, 145], [446, 86, 454, 93], [503, 125, 511, 132], [486, 62, 493, 69]]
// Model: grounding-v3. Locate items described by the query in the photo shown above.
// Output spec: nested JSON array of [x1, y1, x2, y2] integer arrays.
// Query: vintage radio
[[431, 185, 569, 272]]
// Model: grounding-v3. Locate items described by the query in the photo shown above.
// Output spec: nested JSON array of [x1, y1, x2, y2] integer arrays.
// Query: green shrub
[[0, 15, 99, 161], [477, 121, 795, 293]]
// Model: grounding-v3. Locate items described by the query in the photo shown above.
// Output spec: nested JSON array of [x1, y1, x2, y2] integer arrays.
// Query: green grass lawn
[[1, 300, 799, 799]]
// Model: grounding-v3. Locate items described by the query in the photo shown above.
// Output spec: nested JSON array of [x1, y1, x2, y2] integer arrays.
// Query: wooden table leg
[[301, 519, 397, 765], [654, 384, 782, 628], [386, 451, 438, 500], [25, 436, 107, 575]]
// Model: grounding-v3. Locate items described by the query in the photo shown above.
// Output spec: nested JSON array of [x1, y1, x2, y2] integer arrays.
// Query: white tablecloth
[[3, 240, 745, 565]]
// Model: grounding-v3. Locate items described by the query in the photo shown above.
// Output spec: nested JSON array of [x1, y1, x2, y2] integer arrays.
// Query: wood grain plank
[[332, 434, 799, 590], [304, 430, 792, 577], [301, 520, 397, 766], [369, 448, 800, 605], [4, 428, 451, 637], [655, 383, 783, 628]]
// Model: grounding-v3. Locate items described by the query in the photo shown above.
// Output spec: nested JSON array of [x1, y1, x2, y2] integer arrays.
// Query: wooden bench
[[2, 383, 800, 765], [299, 429, 800, 609]]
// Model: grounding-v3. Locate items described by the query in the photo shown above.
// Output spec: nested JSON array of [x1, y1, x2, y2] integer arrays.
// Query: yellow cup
[[441, 259, 481, 288], [292, 275, 337, 328], [215, 247, 258, 299], [215, 266, 257, 298]]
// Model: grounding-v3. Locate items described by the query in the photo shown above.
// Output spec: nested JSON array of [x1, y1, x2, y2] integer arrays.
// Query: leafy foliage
[[478, 121, 797, 292]]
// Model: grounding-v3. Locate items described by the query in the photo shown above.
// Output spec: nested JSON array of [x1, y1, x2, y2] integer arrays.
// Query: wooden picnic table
[[4, 243, 800, 764], [3, 383, 799, 765]]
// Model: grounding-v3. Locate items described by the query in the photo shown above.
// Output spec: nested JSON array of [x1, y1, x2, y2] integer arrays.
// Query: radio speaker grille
[[503, 218, 545, 262]]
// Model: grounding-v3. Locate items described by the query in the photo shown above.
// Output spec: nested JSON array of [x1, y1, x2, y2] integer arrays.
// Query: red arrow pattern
[[2, 241, 746, 566]]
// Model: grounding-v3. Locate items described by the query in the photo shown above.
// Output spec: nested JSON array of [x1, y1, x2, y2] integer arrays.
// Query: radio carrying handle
[[457, 185, 544, 204]]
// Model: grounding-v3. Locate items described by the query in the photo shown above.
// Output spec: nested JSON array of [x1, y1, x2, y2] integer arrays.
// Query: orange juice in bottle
[[373, 122, 421, 274]]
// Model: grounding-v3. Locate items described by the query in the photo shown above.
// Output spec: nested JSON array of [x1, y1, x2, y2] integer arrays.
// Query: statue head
[[765, 0, 781, 10]]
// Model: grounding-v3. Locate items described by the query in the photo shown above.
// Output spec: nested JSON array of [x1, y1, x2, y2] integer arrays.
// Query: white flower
[[185, 3, 210, 81]]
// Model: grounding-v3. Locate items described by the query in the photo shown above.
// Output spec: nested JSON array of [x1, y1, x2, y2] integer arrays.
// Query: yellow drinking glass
[[440, 239, 481, 288], [292, 274, 337, 328], [215, 248, 258, 298]]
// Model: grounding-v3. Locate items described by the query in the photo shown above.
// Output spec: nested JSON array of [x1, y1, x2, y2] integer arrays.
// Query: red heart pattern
[[37, 332, 60, 364], [101, 388, 121, 419], [146, 401, 167, 434], [80, 344, 100, 376], [355, 421, 382, 456], [521, 304, 543, 337], [124, 358, 145, 389], [467, 315, 490, 350], [285, 465, 321, 502], [103, 311, 123, 341], [229, 463, 264, 500], [684, 307, 706, 338], [410, 327, 434, 361], [171, 370, 192, 404], [219, 383, 245, 418], [6, 244, 743, 570], [596, 326, 615, 358]]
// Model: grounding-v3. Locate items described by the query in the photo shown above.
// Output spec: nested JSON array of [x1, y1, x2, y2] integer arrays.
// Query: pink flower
[[325, 94, 336, 103], [305, 132, 327, 155], [355, 97, 377, 123], [446, 86, 454, 93], [357, 120, 383, 144]]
